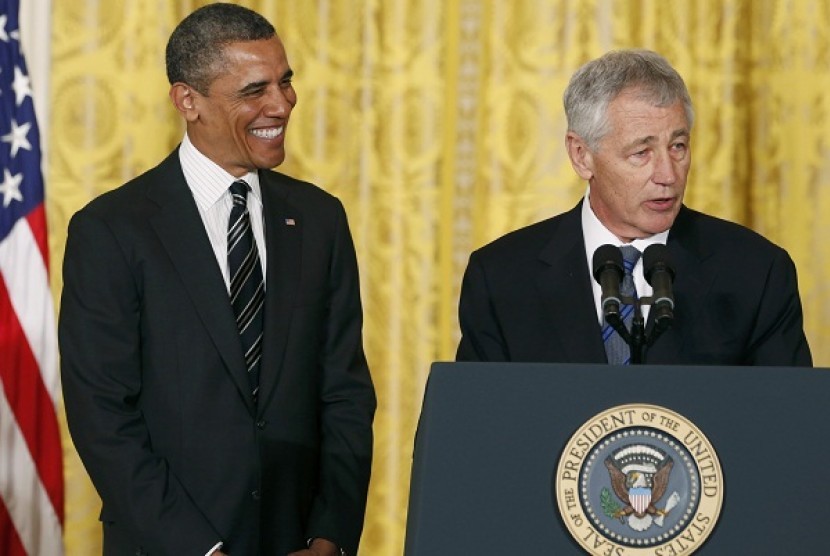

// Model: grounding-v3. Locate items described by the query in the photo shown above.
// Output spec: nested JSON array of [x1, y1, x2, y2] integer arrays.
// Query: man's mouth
[[646, 197, 676, 210], [249, 126, 284, 140]]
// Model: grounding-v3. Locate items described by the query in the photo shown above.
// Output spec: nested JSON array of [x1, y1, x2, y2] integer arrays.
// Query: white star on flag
[[12, 65, 31, 105], [0, 14, 8, 42], [2, 118, 32, 157], [0, 167, 23, 207]]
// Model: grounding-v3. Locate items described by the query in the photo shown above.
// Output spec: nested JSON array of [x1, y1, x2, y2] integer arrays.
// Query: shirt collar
[[179, 133, 262, 211], [581, 186, 669, 263]]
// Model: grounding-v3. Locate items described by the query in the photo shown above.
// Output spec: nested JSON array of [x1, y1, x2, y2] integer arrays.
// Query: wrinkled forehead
[[208, 37, 290, 82]]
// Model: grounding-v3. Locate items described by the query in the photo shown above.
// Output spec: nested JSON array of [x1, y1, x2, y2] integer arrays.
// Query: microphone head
[[592, 244, 624, 283], [643, 243, 675, 284]]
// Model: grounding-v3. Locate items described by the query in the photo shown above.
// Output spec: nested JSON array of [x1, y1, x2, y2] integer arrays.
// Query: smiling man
[[59, 4, 375, 556], [456, 49, 811, 367]]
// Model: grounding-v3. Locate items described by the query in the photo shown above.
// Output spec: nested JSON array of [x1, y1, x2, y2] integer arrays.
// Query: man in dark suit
[[457, 49, 811, 366], [59, 4, 375, 555]]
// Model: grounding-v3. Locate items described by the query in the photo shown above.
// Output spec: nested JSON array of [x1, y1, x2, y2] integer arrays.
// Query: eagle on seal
[[604, 444, 674, 520]]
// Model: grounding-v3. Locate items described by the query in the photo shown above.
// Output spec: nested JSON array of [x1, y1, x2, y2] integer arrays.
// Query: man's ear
[[169, 83, 199, 122], [566, 131, 594, 181]]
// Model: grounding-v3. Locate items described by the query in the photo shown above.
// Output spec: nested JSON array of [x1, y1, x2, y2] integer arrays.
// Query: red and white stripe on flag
[[0, 0, 65, 554]]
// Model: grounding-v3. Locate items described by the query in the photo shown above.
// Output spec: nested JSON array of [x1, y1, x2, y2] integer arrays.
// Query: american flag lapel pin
[[285, 218, 296, 226]]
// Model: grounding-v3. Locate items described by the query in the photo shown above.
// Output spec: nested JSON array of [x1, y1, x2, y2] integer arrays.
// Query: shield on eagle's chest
[[629, 487, 652, 514]]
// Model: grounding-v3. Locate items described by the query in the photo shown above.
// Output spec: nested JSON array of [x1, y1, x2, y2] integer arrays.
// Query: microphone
[[643, 243, 675, 331], [592, 245, 624, 324]]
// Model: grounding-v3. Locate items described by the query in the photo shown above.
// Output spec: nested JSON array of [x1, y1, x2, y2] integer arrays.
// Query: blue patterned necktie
[[602, 245, 641, 365], [228, 180, 264, 398]]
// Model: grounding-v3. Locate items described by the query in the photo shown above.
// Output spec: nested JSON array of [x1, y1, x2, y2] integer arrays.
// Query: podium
[[405, 362, 830, 555]]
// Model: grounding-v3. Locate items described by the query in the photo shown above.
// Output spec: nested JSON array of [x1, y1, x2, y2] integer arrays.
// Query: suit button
[[257, 419, 267, 429], [252, 489, 261, 500]]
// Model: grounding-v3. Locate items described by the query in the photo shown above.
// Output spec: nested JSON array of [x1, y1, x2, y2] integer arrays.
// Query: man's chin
[[255, 153, 286, 170], [642, 218, 677, 237], [623, 217, 677, 239]]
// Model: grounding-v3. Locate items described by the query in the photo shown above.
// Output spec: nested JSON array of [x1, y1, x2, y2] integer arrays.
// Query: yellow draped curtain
[[49, 1, 830, 554]]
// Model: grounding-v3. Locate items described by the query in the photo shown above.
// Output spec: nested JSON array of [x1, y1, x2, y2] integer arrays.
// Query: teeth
[[250, 126, 283, 139]]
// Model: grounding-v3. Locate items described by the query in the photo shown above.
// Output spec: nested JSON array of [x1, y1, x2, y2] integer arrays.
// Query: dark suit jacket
[[457, 201, 812, 366], [59, 150, 376, 555]]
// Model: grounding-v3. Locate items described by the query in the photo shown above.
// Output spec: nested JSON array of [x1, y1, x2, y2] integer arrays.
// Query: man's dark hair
[[166, 3, 276, 94]]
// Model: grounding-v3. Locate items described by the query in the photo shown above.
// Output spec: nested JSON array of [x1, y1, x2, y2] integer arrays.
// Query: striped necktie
[[227, 180, 264, 398], [602, 245, 641, 365]]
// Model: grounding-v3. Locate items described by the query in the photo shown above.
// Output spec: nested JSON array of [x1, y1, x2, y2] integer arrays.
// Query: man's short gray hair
[[563, 49, 694, 150]]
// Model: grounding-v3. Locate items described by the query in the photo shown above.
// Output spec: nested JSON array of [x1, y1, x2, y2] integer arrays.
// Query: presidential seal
[[555, 404, 723, 555]]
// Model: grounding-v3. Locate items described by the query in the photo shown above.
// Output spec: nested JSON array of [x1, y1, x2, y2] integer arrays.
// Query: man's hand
[[288, 537, 339, 556], [210, 551, 228, 556]]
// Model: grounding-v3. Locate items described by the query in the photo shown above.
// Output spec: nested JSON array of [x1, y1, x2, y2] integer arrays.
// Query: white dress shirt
[[580, 187, 668, 325], [178, 133, 267, 290]]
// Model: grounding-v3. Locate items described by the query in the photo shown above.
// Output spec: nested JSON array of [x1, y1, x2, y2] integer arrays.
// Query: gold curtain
[[49, 1, 830, 554]]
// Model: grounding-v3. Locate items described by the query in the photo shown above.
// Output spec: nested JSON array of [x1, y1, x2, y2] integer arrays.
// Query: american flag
[[0, 0, 64, 554]]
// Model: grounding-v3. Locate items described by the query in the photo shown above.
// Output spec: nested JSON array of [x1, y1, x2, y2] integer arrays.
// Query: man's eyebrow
[[238, 80, 269, 95], [623, 135, 656, 151], [623, 128, 689, 151], [236, 70, 293, 96], [670, 128, 690, 141]]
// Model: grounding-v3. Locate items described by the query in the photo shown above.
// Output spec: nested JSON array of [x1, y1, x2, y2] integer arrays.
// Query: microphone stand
[[630, 301, 645, 365], [619, 295, 672, 364]]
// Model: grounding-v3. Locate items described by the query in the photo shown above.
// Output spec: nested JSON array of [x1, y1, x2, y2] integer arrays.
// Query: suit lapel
[[256, 171, 302, 411], [646, 207, 714, 362], [147, 152, 255, 412], [535, 203, 607, 363]]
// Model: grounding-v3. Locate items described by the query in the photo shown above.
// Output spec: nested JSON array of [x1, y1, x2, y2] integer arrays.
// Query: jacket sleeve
[[59, 208, 220, 555], [456, 250, 510, 362], [305, 200, 376, 555], [747, 247, 812, 366]]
